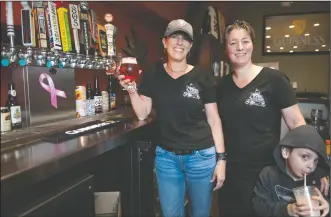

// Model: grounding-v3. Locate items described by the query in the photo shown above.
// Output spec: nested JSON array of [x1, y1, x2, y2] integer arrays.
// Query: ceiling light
[[266, 46, 270, 48], [321, 45, 326, 47], [266, 35, 271, 38], [266, 27, 271, 30], [280, 47, 284, 50], [285, 35, 290, 37], [314, 23, 320, 26], [293, 46, 298, 49], [289, 50, 293, 53], [267, 50, 271, 52], [315, 49, 319, 52], [304, 33, 310, 36], [289, 25, 294, 28]]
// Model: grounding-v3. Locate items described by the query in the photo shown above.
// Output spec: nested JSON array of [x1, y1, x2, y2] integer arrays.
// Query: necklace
[[166, 62, 189, 75]]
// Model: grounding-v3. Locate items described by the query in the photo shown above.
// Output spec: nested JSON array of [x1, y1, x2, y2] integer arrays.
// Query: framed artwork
[[262, 11, 330, 55]]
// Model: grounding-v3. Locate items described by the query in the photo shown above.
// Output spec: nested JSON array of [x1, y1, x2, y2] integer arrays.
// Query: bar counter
[[1, 108, 156, 217]]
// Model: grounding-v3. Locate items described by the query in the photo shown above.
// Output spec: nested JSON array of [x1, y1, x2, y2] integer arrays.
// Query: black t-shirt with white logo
[[217, 67, 297, 165], [139, 63, 216, 150]]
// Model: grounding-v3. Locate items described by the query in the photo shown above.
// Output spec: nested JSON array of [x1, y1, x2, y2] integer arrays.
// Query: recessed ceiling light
[[285, 35, 290, 37], [293, 46, 298, 49], [289, 50, 293, 53], [304, 33, 310, 36], [266, 27, 271, 30], [321, 45, 326, 47], [266, 46, 270, 48], [315, 49, 319, 52], [266, 35, 271, 38], [289, 25, 294, 28], [314, 23, 320, 26], [267, 50, 271, 52], [280, 47, 284, 50]]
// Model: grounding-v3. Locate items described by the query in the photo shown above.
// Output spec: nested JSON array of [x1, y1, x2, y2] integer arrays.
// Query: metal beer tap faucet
[[1, 2, 17, 67], [17, 47, 34, 66]]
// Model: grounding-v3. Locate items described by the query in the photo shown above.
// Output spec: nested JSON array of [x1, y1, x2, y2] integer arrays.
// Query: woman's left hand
[[320, 177, 330, 196], [211, 160, 226, 191]]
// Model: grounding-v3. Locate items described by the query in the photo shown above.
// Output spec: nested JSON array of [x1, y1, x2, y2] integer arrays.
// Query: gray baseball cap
[[164, 19, 193, 41]]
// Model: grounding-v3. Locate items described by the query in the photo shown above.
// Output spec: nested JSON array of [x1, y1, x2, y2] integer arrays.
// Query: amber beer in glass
[[119, 57, 140, 83]]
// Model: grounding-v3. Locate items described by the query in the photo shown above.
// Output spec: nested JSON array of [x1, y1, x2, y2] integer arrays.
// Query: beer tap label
[[69, 4, 80, 54], [45, 6, 54, 49], [104, 13, 116, 57], [97, 24, 107, 57], [32, 1, 45, 8], [21, 9, 36, 47], [105, 23, 116, 56], [48, 1, 62, 50], [79, 2, 91, 54], [34, 7, 48, 48], [69, 4, 80, 29], [90, 9, 99, 44], [57, 8, 72, 52]]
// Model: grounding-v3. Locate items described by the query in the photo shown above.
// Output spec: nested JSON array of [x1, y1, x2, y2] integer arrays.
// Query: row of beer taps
[[1, 1, 118, 72], [2, 45, 118, 70]]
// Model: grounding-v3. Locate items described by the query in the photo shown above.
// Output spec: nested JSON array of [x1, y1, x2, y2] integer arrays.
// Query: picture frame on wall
[[262, 11, 330, 55]]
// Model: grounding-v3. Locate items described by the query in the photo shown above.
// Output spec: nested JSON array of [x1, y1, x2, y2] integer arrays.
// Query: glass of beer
[[119, 57, 141, 90]]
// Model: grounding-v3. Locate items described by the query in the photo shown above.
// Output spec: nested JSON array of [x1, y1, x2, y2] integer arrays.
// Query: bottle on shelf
[[1, 107, 11, 133], [108, 75, 117, 110], [93, 76, 102, 114], [6, 82, 22, 129], [86, 82, 95, 116]]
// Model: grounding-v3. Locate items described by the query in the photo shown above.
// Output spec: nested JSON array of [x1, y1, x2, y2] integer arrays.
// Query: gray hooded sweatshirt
[[252, 125, 330, 217]]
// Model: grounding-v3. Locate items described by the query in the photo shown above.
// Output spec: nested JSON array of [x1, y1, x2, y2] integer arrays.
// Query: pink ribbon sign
[[39, 72, 67, 108]]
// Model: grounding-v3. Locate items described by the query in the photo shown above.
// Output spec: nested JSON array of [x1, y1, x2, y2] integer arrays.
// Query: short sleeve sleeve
[[200, 69, 217, 104], [273, 70, 297, 109], [138, 65, 155, 98]]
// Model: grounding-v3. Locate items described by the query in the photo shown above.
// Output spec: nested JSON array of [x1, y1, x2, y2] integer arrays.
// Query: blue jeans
[[155, 145, 216, 217]]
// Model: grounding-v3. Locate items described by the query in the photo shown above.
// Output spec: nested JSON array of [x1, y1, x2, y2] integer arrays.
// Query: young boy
[[252, 125, 330, 217]]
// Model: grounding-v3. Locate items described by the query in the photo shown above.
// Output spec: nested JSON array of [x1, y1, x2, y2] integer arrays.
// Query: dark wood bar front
[[1, 108, 156, 217]]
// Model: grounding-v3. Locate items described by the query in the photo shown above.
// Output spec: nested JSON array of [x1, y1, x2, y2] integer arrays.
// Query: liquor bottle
[[107, 75, 117, 110], [93, 76, 102, 114], [86, 82, 95, 116], [6, 83, 22, 129]]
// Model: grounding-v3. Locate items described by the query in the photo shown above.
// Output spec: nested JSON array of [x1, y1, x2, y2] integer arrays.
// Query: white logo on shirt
[[183, 83, 200, 99], [274, 185, 296, 203], [245, 89, 266, 107]]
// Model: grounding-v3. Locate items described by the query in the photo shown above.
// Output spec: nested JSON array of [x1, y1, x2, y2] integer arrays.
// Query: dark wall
[[225, 1, 330, 94], [0, 1, 169, 106]]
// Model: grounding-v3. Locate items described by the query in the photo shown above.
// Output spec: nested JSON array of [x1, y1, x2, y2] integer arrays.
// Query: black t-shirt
[[139, 63, 216, 150], [217, 67, 297, 166]]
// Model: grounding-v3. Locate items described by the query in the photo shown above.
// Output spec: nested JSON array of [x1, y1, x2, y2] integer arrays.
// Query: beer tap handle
[[104, 13, 117, 58], [69, 4, 81, 54], [46, 2, 62, 51], [79, 2, 91, 56], [33, 2, 48, 49], [57, 7, 72, 53]]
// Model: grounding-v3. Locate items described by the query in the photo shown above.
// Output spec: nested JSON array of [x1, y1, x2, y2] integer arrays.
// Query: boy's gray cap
[[164, 19, 193, 41]]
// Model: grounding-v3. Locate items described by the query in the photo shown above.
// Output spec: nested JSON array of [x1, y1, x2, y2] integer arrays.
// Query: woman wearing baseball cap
[[119, 19, 226, 217]]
